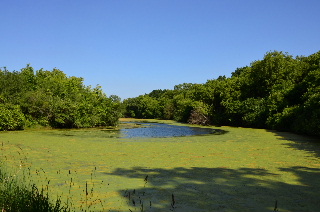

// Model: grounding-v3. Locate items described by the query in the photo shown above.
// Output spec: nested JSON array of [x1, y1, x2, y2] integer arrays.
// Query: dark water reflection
[[121, 122, 226, 138]]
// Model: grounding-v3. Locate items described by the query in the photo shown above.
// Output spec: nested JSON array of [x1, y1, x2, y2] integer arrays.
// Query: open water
[[121, 122, 225, 138]]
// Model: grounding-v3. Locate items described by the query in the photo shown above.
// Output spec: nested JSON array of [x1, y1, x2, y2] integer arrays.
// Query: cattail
[[274, 200, 278, 211]]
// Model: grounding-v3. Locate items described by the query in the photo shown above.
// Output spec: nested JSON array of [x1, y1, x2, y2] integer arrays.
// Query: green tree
[[0, 66, 121, 130], [121, 50, 320, 136]]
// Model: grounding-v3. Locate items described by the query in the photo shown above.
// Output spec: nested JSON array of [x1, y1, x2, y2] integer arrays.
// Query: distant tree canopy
[[0, 65, 121, 130], [123, 51, 320, 136]]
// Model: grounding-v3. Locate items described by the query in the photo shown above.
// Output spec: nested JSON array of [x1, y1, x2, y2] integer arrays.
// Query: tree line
[[0, 65, 121, 130], [123, 51, 320, 136]]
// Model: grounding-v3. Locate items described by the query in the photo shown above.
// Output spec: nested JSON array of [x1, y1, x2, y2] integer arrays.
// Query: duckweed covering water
[[1, 119, 320, 211]]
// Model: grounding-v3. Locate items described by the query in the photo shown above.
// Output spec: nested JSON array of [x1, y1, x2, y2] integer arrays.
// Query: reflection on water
[[120, 122, 225, 138]]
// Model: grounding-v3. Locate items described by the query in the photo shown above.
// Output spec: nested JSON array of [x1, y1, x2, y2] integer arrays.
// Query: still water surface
[[43, 122, 225, 138], [121, 122, 224, 138]]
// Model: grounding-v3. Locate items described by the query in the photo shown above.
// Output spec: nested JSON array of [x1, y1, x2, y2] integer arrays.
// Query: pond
[[40, 122, 226, 139], [120, 122, 226, 138], [1, 120, 320, 211]]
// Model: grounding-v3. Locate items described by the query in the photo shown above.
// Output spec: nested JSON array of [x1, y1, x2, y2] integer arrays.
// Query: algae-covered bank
[[1, 119, 320, 211]]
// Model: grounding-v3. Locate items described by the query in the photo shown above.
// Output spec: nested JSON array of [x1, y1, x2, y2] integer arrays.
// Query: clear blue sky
[[1, 0, 319, 99]]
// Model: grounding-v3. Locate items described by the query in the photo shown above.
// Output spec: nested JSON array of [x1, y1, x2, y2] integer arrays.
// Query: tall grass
[[0, 165, 69, 212], [0, 140, 70, 212]]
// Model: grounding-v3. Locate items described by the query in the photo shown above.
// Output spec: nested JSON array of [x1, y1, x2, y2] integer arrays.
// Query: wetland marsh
[[1, 119, 320, 211]]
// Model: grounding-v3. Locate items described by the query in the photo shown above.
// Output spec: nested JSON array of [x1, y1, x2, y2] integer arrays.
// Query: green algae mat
[[1, 120, 320, 212]]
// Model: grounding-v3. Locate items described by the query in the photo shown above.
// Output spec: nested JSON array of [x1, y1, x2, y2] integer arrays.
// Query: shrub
[[0, 104, 25, 131]]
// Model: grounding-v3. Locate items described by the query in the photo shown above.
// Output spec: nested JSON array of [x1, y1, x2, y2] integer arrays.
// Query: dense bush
[[0, 66, 121, 130], [0, 103, 25, 131], [123, 51, 320, 136]]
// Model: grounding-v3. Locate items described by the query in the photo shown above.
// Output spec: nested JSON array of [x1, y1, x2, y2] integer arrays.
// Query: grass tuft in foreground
[[0, 167, 69, 212]]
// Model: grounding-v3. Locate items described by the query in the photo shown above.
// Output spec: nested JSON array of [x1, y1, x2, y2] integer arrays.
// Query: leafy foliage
[[0, 66, 121, 130], [123, 51, 320, 136], [0, 103, 25, 131]]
